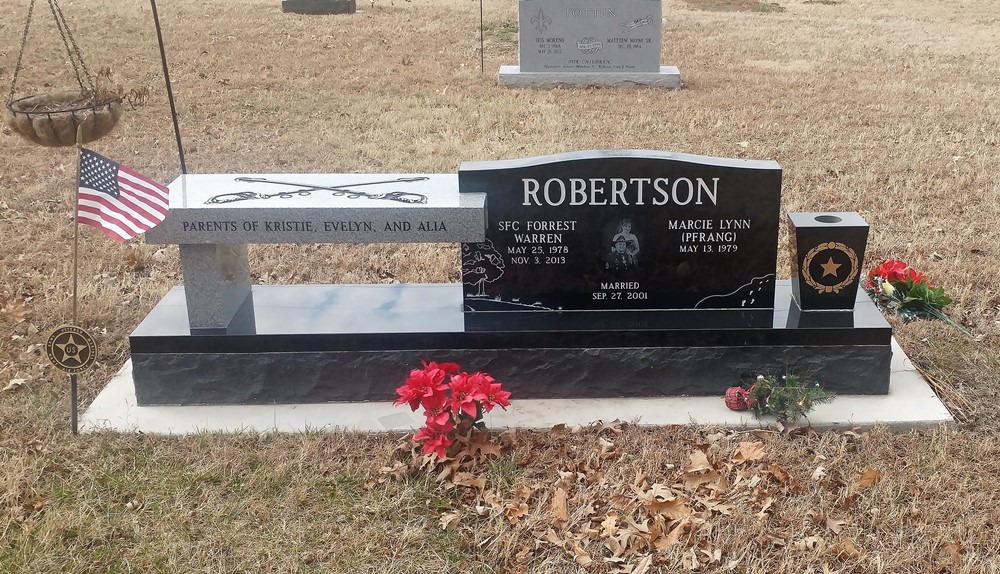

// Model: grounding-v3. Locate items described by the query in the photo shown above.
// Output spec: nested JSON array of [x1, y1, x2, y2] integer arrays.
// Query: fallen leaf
[[2, 379, 27, 393], [660, 516, 693, 547], [826, 515, 849, 534], [812, 465, 827, 481], [831, 536, 860, 559], [764, 463, 792, 485], [794, 536, 824, 551], [505, 502, 529, 524], [855, 468, 881, 490], [0, 297, 29, 323], [593, 419, 625, 435], [756, 496, 775, 518], [549, 487, 568, 525], [685, 449, 713, 473], [540, 528, 563, 546], [600, 512, 620, 537], [732, 441, 766, 464], [939, 540, 963, 567], [572, 543, 593, 567], [631, 554, 653, 574], [736, 141, 749, 148], [451, 472, 486, 491]]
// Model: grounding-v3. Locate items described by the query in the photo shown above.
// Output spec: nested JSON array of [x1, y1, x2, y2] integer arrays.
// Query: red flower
[[470, 372, 511, 412], [413, 419, 455, 458], [873, 259, 908, 283], [422, 360, 460, 374], [393, 367, 447, 411], [447, 372, 486, 419], [906, 267, 927, 284], [421, 390, 452, 427]]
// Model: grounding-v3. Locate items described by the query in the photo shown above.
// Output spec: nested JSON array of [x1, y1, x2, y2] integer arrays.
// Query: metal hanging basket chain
[[5, 0, 122, 147]]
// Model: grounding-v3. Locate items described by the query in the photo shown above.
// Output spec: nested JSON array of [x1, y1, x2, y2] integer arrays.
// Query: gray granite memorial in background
[[499, 0, 681, 88], [281, 0, 356, 15]]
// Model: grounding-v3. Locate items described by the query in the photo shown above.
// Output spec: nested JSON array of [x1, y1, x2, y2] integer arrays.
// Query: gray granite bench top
[[143, 173, 486, 244]]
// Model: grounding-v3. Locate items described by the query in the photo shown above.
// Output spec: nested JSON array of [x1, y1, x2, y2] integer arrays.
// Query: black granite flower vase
[[788, 212, 869, 311]]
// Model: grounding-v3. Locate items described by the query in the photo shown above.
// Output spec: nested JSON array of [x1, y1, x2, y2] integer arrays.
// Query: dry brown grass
[[2, 0, 1000, 571]]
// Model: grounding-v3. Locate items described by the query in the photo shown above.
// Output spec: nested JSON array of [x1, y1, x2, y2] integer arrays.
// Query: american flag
[[78, 148, 169, 243]]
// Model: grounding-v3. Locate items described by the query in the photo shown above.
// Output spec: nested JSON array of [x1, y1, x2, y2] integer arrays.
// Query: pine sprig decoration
[[747, 374, 836, 424]]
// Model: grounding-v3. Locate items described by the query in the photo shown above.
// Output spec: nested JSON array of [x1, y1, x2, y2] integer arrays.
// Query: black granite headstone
[[459, 150, 782, 312]]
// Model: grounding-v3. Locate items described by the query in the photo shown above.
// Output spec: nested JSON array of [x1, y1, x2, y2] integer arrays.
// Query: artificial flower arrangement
[[726, 374, 835, 424], [863, 259, 953, 322], [394, 361, 510, 458]]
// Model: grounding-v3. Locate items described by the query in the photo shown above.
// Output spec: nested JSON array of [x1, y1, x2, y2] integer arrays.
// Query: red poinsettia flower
[[470, 372, 511, 412], [906, 267, 927, 284], [422, 360, 460, 374], [447, 372, 486, 419], [874, 259, 908, 283], [413, 419, 455, 458], [420, 390, 452, 427], [393, 367, 448, 411]]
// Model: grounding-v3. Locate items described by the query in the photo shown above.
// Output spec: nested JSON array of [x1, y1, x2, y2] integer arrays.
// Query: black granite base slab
[[130, 282, 892, 405]]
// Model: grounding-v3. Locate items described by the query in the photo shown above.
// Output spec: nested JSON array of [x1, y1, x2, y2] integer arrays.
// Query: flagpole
[[70, 126, 83, 435], [479, 0, 485, 76], [149, 0, 186, 174]]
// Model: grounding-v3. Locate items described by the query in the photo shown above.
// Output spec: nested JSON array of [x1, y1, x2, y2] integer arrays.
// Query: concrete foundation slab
[[498, 65, 682, 88], [81, 338, 953, 435]]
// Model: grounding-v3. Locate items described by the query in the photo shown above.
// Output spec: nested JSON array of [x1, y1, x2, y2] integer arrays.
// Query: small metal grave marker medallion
[[46, 325, 98, 374]]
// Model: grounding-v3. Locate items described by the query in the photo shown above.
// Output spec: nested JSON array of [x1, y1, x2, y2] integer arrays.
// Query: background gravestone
[[518, 0, 661, 72], [499, 0, 681, 87], [281, 0, 356, 15]]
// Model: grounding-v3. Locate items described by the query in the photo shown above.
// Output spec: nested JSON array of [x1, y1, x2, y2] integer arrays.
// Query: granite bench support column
[[179, 244, 252, 332]]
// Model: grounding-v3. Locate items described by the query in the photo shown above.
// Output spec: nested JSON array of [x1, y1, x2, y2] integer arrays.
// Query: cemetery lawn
[[1, 0, 998, 571]]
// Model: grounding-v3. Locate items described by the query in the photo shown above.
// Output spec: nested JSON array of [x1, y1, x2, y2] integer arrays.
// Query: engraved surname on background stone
[[323, 221, 374, 232], [522, 177, 719, 207], [565, 8, 616, 18], [265, 221, 314, 232]]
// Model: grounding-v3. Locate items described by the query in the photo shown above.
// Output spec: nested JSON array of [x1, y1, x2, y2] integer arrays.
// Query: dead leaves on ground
[[375, 425, 883, 571]]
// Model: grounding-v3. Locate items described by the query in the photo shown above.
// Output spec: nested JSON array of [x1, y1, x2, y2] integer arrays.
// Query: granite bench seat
[[145, 173, 487, 331]]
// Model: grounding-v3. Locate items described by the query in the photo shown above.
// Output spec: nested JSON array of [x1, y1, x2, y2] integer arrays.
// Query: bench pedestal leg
[[179, 244, 252, 332]]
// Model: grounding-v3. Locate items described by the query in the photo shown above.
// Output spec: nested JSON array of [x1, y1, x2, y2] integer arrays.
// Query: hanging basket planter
[[6, 91, 122, 147]]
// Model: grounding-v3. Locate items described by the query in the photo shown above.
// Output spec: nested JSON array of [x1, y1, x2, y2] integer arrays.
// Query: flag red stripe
[[77, 202, 146, 238], [79, 192, 157, 233], [77, 210, 131, 242], [111, 189, 164, 226], [119, 167, 169, 209]]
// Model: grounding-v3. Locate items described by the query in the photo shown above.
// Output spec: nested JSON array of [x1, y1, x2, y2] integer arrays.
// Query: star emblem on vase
[[819, 256, 842, 278]]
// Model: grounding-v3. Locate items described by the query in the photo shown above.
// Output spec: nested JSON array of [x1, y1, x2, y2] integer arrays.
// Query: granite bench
[[144, 173, 487, 332]]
